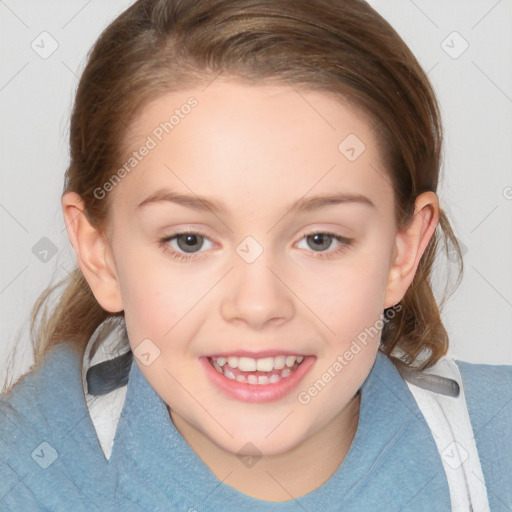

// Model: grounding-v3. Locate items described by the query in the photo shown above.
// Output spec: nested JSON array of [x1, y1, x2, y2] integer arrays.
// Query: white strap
[[405, 357, 490, 511], [81, 317, 129, 460]]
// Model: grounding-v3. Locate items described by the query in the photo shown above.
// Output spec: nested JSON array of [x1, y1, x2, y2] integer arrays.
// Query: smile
[[202, 353, 315, 403]]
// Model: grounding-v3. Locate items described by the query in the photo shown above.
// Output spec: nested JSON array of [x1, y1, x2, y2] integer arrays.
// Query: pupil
[[178, 234, 202, 253]]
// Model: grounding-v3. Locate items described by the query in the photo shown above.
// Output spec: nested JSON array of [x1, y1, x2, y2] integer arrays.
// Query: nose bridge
[[220, 240, 295, 329]]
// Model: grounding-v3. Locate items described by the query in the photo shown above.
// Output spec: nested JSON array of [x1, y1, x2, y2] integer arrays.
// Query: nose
[[220, 254, 295, 330]]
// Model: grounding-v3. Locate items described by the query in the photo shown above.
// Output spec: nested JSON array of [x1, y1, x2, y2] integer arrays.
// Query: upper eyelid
[[162, 228, 351, 240], [158, 216, 356, 239]]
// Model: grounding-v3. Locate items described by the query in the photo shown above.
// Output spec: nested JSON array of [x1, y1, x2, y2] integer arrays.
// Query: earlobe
[[61, 191, 123, 313], [384, 191, 439, 308]]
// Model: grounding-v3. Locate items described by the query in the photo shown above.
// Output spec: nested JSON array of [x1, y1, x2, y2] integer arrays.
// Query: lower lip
[[200, 356, 315, 403]]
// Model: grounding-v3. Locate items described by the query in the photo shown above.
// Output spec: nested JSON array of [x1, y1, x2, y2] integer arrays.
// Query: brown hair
[[6, 0, 463, 392]]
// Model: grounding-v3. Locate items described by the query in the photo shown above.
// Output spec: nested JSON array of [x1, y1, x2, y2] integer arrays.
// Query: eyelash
[[157, 229, 353, 263]]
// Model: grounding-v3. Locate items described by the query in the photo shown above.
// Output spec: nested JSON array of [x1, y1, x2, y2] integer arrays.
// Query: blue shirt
[[1, 343, 511, 511]]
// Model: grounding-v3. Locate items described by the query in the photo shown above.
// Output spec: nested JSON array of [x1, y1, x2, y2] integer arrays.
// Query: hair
[[5, 0, 464, 393]]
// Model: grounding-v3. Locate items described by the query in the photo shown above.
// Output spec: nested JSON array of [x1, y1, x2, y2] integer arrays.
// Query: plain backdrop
[[1, 0, 511, 390]]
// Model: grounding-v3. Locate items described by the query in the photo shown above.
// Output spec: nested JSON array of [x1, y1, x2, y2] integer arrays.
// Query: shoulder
[[1, 343, 80, 429], [0, 343, 87, 510], [453, 357, 512, 439], [456, 357, 512, 383], [454, 358, 512, 505], [454, 358, 512, 428], [0, 342, 82, 432], [0, 343, 83, 446], [0, 342, 82, 453], [425, 355, 512, 421]]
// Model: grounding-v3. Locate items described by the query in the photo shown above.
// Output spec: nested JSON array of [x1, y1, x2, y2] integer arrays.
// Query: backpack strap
[[81, 316, 131, 460], [401, 357, 490, 511]]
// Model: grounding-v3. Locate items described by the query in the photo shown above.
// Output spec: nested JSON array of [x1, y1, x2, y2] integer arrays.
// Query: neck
[[169, 392, 361, 502]]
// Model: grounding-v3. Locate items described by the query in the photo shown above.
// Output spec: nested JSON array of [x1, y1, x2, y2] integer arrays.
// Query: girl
[[1, 0, 510, 510]]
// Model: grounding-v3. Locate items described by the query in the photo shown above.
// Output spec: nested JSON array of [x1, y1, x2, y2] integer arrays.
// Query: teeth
[[285, 356, 296, 367], [256, 357, 274, 372], [209, 353, 308, 385], [273, 356, 286, 370], [214, 355, 305, 372], [247, 375, 258, 385], [238, 357, 257, 371]]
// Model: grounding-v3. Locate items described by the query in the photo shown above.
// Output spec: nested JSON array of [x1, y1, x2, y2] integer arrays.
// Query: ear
[[384, 191, 439, 308], [62, 191, 123, 313]]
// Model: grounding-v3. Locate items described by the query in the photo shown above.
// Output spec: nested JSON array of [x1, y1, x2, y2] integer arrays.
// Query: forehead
[[112, 79, 392, 217]]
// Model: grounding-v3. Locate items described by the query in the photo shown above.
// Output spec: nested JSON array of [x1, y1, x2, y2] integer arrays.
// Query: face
[[103, 79, 401, 456]]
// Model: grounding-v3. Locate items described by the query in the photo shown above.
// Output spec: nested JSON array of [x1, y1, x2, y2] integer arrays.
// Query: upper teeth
[[215, 355, 304, 372]]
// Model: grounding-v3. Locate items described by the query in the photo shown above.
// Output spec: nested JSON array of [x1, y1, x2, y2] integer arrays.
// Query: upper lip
[[204, 350, 311, 359]]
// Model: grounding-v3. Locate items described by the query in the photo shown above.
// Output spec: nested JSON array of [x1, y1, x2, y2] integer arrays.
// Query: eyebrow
[[136, 189, 375, 215]]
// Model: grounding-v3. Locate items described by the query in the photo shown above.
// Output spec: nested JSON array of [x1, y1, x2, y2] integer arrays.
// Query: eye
[[158, 230, 214, 262], [296, 231, 353, 258], [158, 229, 353, 263]]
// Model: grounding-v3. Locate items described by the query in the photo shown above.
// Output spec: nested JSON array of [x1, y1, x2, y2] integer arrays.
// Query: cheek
[[114, 247, 186, 340], [294, 247, 392, 338], [293, 253, 389, 417], [117, 259, 201, 391]]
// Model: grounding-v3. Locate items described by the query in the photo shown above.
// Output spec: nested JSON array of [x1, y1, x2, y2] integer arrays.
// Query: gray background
[[1, 0, 511, 390]]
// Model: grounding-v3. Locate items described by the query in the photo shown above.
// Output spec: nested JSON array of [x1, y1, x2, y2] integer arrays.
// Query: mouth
[[201, 353, 315, 403]]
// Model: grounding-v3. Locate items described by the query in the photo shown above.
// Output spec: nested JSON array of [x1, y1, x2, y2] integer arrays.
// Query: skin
[[62, 79, 439, 502]]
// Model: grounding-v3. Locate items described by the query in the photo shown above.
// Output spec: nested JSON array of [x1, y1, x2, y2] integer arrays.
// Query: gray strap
[[86, 350, 133, 396], [397, 365, 460, 397]]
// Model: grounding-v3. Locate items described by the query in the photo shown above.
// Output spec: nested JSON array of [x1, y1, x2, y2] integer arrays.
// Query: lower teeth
[[210, 359, 300, 385]]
